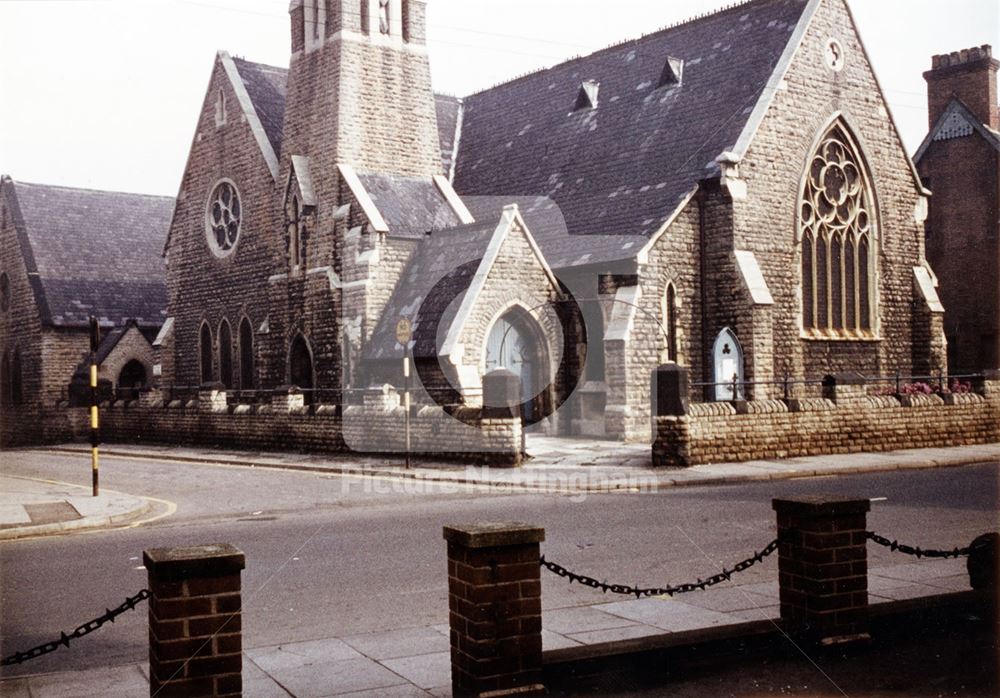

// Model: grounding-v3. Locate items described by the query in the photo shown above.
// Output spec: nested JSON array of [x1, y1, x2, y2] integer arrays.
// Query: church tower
[[282, 0, 443, 178]]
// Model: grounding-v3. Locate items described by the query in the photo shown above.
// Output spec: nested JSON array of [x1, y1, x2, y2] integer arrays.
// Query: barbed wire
[[1, 589, 150, 667], [540, 538, 779, 599], [866, 532, 971, 559]]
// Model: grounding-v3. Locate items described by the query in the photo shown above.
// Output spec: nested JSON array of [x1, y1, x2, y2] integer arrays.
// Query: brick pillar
[[443, 523, 545, 698], [144, 544, 246, 697], [772, 497, 871, 645]]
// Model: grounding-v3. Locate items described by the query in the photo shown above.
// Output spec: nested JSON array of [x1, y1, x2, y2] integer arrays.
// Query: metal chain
[[540, 538, 780, 599], [1, 589, 150, 667], [866, 532, 970, 559]]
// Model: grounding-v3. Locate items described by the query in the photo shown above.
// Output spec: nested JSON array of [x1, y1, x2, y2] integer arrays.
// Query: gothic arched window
[[239, 317, 254, 390], [11, 349, 23, 406], [218, 319, 233, 389], [1, 350, 10, 407], [663, 282, 678, 363], [200, 322, 214, 384], [285, 195, 306, 272], [799, 121, 876, 337]]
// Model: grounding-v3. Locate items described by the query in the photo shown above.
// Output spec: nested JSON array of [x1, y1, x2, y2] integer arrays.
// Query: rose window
[[205, 180, 242, 257]]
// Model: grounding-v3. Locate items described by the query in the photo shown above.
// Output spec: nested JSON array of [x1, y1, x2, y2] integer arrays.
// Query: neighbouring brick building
[[915, 45, 1000, 374], [0, 177, 172, 443], [160, 0, 947, 445]]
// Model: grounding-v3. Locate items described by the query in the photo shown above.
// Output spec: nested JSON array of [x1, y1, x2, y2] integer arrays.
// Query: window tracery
[[799, 122, 876, 338], [206, 180, 242, 258]]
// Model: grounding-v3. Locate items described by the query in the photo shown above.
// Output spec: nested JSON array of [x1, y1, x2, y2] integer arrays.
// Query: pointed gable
[[453, 0, 811, 268]]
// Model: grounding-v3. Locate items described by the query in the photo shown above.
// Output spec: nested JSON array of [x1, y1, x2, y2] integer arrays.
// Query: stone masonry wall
[[0, 179, 46, 409], [654, 381, 1000, 467], [1, 389, 523, 465], [166, 56, 283, 390], [606, 201, 705, 442], [737, 0, 939, 381]]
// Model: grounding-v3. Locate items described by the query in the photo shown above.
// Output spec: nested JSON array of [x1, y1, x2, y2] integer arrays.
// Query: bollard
[[144, 544, 246, 697], [443, 523, 545, 697], [773, 497, 871, 645]]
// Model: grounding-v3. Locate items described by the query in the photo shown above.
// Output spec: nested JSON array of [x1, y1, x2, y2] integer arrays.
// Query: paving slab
[[22, 664, 147, 698], [594, 598, 738, 632], [246, 638, 364, 673], [263, 656, 405, 698], [542, 605, 642, 635], [342, 627, 449, 661], [565, 623, 664, 645], [380, 651, 451, 690]]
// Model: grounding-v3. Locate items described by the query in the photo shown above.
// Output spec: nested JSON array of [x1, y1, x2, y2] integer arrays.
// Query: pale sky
[[0, 0, 997, 196]]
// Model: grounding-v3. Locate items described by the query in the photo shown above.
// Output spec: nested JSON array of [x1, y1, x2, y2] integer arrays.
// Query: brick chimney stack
[[924, 45, 999, 131]]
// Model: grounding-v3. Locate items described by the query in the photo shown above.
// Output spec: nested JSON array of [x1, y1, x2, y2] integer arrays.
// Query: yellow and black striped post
[[89, 316, 100, 497]]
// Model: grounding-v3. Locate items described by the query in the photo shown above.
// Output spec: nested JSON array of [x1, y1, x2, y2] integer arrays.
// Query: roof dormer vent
[[658, 57, 684, 88], [573, 80, 600, 111]]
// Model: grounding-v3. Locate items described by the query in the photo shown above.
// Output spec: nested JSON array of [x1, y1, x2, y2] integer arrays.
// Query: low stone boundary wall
[[652, 366, 1000, 467], [1, 378, 524, 466]]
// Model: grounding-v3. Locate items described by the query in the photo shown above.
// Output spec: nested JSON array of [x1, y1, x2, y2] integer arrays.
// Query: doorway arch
[[484, 306, 549, 422], [117, 359, 147, 400]]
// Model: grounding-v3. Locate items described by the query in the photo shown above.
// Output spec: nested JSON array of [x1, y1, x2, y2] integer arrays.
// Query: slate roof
[[355, 172, 463, 237], [452, 0, 810, 268], [4, 178, 173, 328], [434, 95, 464, 177], [365, 219, 499, 361], [232, 57, 288, 157]]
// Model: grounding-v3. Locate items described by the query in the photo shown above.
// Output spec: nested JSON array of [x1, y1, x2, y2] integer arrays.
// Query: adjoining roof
[[452, 0, 811, 268], [355, 171, 464, 237], [364, 219, 499, 362], [3, 178, 173, 328], [434, 95, 464, 179], [231, 57, 288, 158], [913, 97, 1000, 163]]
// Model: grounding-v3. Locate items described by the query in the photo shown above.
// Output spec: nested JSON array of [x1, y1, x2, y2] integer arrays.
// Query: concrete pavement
[[36, 437, 1000, 493], [0, 556, 975, 696], [0, 474, 155, 541]]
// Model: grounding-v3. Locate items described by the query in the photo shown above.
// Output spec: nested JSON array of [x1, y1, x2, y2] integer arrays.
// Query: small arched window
[[239, 317, 254, 390], [0, 272, 10, 313], [1, 350, 10, 407], [799, 120, 876, 337], [663, 283, 678, 363], [200, 322, 214, 385], [11, 349, 23, 406], [219, 320, 233, 389], [286, 195, 306, 271], [288, 333, 314, 403]]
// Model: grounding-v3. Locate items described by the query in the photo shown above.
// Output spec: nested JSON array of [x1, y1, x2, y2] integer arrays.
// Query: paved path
[[0, 475, 154, 541], [0, 556, 973, 696]]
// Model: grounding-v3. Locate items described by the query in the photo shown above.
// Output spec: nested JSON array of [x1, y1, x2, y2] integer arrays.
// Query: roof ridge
[[465, 0, 789, 98], [12, 179, 174, 200], [230, 55, 289, 74]]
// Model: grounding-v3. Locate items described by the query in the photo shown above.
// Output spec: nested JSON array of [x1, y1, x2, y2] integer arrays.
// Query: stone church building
[[159, 0, 945, 443], [0, 177, 172, 444]]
